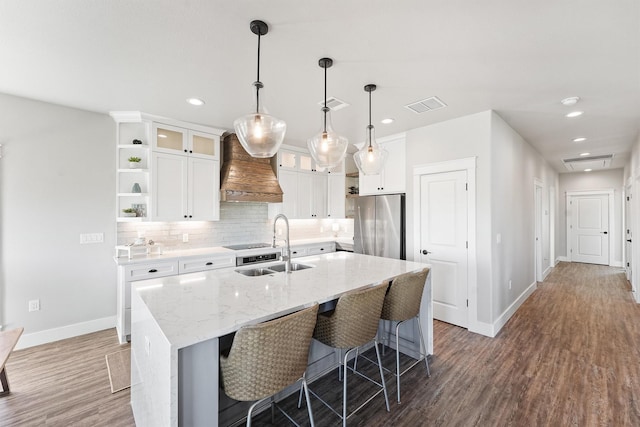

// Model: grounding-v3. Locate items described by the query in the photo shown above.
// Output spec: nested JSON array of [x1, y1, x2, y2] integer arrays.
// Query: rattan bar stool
[[378, 268, 430, 403], [220, 303, 319, 427], [301, 284, 390, 427]]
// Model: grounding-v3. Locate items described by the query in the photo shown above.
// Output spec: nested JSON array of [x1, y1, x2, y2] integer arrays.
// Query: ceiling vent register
[[404, 96, 447, 114], [562, 154, 614, 171], [317, 96, 350, 111]]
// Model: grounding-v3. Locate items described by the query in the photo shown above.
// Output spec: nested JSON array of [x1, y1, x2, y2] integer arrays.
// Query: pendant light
[[233, 20, 286, 158], [354, 84, 388, 175], [307, 58, 348, 169]]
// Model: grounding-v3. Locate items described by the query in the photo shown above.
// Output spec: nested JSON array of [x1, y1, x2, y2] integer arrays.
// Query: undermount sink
[[267, 263, 313, 272], [235, 267, 276, 277], [235, 263, 314, 276]]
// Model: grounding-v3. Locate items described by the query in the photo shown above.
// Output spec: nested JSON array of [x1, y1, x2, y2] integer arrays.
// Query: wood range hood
[[219, 133, 283, 203]]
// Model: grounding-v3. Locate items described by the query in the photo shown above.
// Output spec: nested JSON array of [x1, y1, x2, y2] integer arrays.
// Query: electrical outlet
[[145, 336, 151, 356], [80, 232, 104, 244], [182, 233, 189, 243], [28, 299, 40, 312], [508, 280, 512, 290]]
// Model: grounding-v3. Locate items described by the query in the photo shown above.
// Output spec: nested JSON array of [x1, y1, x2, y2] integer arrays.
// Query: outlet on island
[[183, 234, 189, 243]]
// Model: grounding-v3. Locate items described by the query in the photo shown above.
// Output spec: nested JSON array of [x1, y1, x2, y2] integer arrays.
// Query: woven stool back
[[220, 304, 319, 402], [314, 283, 388, 349], [381, 268, 430, 322]]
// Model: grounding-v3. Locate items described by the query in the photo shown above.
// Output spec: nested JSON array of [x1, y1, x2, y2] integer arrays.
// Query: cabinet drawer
[[179, 255, 235, 274], [307, 243, 336, 255], [290, 247, 308, 258], [125, 261, 179, 281]]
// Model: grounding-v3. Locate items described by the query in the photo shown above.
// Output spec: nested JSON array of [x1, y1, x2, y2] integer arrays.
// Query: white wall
[[557, 169, 624, 265], [0, 93, 117, 340], [405, 110, 558, 332], [405, 111, 493, 323], [489, 112, 558, 322]]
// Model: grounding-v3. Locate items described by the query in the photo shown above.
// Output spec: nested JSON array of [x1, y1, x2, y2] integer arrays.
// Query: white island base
[[130, 252, 432, 426]]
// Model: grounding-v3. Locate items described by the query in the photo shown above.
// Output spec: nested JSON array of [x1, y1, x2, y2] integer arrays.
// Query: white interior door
[[535, 184, 543, 281], [419, 170, 468, 328], [570, 194, 610, 265]]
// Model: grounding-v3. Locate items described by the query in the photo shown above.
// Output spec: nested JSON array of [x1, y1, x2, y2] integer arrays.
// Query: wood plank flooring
[[1, 262, 639, 426]]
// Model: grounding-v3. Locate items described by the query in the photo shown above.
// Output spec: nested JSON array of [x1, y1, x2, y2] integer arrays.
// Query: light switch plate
[[80, 233, 104, 244]]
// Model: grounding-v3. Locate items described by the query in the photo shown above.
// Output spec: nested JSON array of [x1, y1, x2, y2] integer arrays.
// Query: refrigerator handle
[[356, 205, 366, 252]]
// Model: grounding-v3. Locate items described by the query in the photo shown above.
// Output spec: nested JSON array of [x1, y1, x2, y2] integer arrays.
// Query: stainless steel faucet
[[272, 213, 292, 273]]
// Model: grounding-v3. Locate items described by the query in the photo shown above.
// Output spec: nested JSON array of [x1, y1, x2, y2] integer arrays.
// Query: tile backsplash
[[117, 202, 353, 252]]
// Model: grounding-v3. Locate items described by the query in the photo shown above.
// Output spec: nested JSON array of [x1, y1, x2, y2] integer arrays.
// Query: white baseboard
[[490, 281, 537, 336], [542, 266, 552, 280], [557, 256, 570, 263], [468, 321, 495, 338], [15, 316, 116, 350], [610, 261, 623, 268]]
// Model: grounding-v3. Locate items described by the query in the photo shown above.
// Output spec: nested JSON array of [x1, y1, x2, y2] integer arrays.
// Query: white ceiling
[[1, 1, 638, 173]]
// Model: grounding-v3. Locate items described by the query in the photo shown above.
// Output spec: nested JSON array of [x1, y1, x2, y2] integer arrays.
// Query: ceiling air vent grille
[[405, 96, 447, 114], [318, 96, 349, 111], [562, 154, 614, 171]]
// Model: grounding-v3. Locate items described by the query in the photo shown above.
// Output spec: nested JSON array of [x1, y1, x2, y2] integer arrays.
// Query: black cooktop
[[222, 243, 272, 250]]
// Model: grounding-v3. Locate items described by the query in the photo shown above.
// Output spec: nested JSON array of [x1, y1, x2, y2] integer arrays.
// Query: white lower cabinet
[[291, 242, 336, 258], [152, 152, 220, 221], [117, 260, 179, 344], [179, 254, 235, 274]]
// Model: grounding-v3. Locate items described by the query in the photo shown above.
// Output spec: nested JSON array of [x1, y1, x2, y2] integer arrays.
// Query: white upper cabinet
[[153, 123, 219, 160], [359, 134, 406, 195], [111, 112, 223, 222], [270, 145, 345, 219]]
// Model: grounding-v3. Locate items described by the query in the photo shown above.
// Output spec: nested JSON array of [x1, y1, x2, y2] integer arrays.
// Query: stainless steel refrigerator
[[354, 194, 406, 259]]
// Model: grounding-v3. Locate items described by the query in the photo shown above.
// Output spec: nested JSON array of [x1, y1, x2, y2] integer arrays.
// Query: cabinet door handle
[[601, 231, 608, 234], [189, 150, 193, 153], [148, 269, 158, 273], [184, 215, 188, 218], [320, 248, 324, 251], [188, 215, 193, 218], [184, 149, 188, 153], [205, 262, 213, 266]]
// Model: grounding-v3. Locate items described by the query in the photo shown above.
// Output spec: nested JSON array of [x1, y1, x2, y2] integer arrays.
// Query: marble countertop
[[132, 252, 427, 350], [113, 238, 347, 266]]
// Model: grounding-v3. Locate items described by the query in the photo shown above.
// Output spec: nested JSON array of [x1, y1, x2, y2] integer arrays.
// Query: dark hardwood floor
[[1, 262, 638, 426]]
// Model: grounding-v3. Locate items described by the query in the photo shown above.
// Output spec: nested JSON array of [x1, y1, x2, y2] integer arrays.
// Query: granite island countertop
[[132, 251, 427, 350]]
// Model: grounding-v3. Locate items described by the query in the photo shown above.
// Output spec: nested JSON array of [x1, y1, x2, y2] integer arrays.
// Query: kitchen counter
[[130, 252, 431, 427], [113, 238, 345, 265]]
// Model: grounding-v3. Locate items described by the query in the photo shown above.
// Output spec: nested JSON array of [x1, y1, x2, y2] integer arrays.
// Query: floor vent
[[318, 96, 349, 111], [404, 96, 447, 114], [562, 154, 614, 171]]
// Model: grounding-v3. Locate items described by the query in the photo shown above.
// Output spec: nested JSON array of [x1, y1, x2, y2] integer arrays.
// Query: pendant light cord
[[368, 89, 373, 148], [255, 31, 262, 114], [323, 63, 328, 132]]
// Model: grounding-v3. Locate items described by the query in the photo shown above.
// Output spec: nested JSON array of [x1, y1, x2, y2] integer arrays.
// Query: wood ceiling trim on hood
[[220, 134, 283, 203]]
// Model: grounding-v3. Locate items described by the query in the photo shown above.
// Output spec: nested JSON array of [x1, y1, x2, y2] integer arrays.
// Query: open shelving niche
[[112, 112, 151, 222]]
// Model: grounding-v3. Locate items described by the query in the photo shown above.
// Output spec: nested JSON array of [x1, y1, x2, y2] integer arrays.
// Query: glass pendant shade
[[308, 57, 348, 169], [233, 19, 286, 158], [308, 108, 348, 168], [354, 83, 387, 175], [354, 125, 388, 175], [234, 98, 286, 158]]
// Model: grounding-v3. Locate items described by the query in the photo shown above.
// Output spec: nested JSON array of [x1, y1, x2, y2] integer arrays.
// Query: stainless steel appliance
[[354, 194, 405, 259]]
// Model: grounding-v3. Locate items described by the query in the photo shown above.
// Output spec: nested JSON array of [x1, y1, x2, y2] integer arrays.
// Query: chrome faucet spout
[[273, 214, 292, 273]]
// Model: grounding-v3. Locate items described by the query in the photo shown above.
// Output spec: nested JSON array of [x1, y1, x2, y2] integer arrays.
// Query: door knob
[[628, 239, 633, 243], [422, 250, 431, 255]]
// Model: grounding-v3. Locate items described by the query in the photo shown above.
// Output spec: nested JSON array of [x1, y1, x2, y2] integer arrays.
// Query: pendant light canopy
[[307, 57, 348, 169], [233, 20, 286, 158], [354, 84, 388, 175]]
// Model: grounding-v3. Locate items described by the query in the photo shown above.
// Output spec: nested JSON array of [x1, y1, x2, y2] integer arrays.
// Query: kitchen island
[[130, 251, 431, 426]]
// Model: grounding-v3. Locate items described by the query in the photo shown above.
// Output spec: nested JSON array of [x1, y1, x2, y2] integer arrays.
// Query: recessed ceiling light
[[381, 118, 394, 124], [580, 152, 591, 156], [565, 111, 583, 118], [584, 168, 592, 172], [561, 96, 580, 106], [573, 137, 587, 142], [186, 98, 205, 106]]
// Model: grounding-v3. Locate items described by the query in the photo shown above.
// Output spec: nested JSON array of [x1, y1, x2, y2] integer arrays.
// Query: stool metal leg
[[395, 320, 403, 403], [416, 316, 430, 376], [374, 339, 391, 412]]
